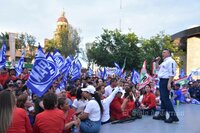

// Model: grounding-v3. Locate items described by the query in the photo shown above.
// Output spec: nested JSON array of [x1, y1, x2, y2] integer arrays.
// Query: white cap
[[118, 87, 124, 93], [81, 85, 96, 94]]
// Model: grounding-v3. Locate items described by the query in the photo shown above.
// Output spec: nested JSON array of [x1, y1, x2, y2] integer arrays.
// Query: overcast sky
[[0, 0, 200, 50]]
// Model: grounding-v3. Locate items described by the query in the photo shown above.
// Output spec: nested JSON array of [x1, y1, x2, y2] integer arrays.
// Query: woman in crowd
[[110, 88, 135, 120], [140, 84, 156, 115], [2, 90, 33, 133], [99, 85, 120, 124], [78, 85, 103, 133], [72, 88, 88, 113], [16, 94, 35, 125], [58, 97, 80, 133], [0, 90, 16, 133], [33, 92, 65, 133]]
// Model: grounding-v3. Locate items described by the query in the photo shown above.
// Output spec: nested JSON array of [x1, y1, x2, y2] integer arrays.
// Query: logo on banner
[[54, 55, 64, 68], [29, 58, 56, 85]]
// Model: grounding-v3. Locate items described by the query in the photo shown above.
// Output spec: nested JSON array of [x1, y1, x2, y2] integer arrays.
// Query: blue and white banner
[[121, 71, 127, 79], [71, 59, 82, 81], [97, 68, 103, 79], [46, 53, 60, 81], [26, 45, 58, 97], [88, 67, 93, 77], [103, 67, 108, 80], [114, 62, 122, 76], [179, 68, 185, 78], [15, 50, 25, 77], [57, 56, 72, 90], [62, 56, 73, 74], [53, 50, 65, 73], [131, 69, 140, 84], [0, 42, 7, 70]]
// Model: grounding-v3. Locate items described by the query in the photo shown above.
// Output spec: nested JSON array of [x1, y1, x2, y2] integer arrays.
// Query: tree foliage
[[140, 32, 185, 72], [87, 29, 142, 70], [0, 32, 36, 62], [0, 32, 9, 49], [44, 25, 80, 58], [87, 30, 185, 72]]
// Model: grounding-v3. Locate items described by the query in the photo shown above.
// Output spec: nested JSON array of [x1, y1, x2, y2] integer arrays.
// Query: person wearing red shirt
[[19, 68, 30, 81], [140, 84, 156, 115], [110, 88, 135, 120], [0, 68, 9, 87], [7, 107, 33, 133], [33, 92, 65, 133], [9, 69, 17, 82], [58, 97, 80, 133]]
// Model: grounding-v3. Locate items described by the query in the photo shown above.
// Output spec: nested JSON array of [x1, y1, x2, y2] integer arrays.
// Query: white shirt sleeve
[[103, 87, 119, 104], [72, 99, 78, 109]]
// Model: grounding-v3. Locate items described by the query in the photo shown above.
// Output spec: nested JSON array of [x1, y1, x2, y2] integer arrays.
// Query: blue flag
[[15, 50, 25, 77], [62, 56, 73, 74], [97, 68, 103, 79], [114, 62, 122, 76], [88, 67, 93, 77], [187, 72, 193, 81], [71, 59, 82, 81], [0, 42, 7, 70], [53, 50, 65, 73], [26, 45, 58, 97], [131, 69, 140, 84], [121, 71, 127, 79], [103, 67, 108, 80], [46, 53, 60, 81], [57, 56, 72, 90], [179, 68, 185, 78]]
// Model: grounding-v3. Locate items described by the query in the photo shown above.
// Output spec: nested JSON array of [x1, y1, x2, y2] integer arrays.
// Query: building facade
[[172, 26, 200, 76]]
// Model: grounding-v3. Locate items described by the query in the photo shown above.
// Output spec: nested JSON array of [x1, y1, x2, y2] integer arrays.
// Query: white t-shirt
[[103, 85, 114, 97], [72, 99, 88, 112], [101, 87, 119, 122], [84, 100, 101, 121]]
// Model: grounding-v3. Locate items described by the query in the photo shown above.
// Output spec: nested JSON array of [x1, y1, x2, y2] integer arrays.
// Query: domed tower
[[54, 11, 69, 40]]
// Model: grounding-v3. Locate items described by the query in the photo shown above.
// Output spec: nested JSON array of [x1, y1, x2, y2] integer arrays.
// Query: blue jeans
[[80, 119, 101, 133]]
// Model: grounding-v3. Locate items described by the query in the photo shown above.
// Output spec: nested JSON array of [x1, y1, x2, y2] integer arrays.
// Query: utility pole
[[119, 0, 122, 31]]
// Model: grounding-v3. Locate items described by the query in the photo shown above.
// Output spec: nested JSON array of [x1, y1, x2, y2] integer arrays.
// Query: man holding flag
[[153, 49, 179, 123]]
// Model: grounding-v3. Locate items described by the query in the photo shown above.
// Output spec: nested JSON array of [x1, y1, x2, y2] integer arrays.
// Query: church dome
[[57, 11, 68, 23]]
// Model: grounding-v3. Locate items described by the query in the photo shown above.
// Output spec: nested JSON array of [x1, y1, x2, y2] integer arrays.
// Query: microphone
[[153, 57, 160, 62]]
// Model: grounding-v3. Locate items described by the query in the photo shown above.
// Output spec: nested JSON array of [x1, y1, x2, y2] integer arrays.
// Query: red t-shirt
[[9, 75, 17, 82], [19, 73, 30, 81], [111, 97, 135, 120], [7, 107, 33, 133], [123, 98, 135, 117], [110, 97, 124, 120], [0, 73, 9, 86], [142, 92, 156, 109], [64, 109, 76, 133], [33, 108, 65, 133]]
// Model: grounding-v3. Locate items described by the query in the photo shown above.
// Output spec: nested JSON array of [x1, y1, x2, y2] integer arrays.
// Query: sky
[[0, 0, 200, 50]]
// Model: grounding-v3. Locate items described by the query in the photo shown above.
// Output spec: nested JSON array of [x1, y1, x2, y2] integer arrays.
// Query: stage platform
[[100, 104, 200, 133]]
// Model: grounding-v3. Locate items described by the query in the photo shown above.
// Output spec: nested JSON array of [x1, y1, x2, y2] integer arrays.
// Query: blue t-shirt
[[174, 89, 182, 102]]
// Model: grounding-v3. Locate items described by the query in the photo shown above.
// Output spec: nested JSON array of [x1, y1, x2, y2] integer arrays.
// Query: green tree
[[44, 25, 80, 58], [140, 32, 185, 73], [87, 29, 142, 70], [0, 32, 9, 50]]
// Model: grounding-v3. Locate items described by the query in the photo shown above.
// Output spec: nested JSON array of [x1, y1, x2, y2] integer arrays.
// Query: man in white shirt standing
[[103, 78, 118, 97], [153, 49, 179, 123]]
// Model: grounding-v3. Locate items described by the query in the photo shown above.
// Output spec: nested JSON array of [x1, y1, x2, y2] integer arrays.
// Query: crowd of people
[[0, 65, 200, 133]]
